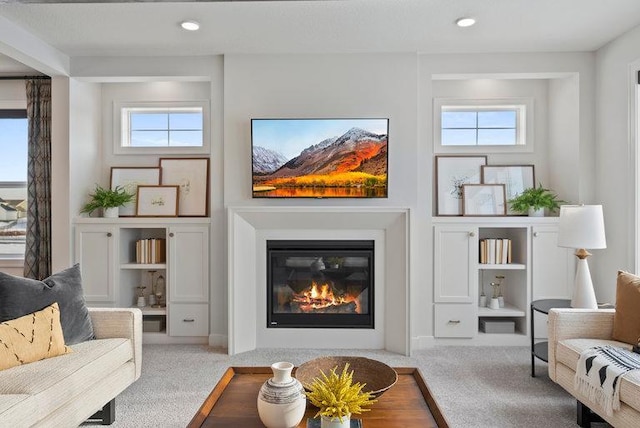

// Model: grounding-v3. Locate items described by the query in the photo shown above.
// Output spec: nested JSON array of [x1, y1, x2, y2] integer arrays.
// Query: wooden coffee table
[[187, 366, 449, 428]]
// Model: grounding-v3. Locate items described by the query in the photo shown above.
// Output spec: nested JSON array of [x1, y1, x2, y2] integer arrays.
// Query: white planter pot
[[321, 415, 351, 428], [528, 207, 545, 217], [103, 207, 119, 218]]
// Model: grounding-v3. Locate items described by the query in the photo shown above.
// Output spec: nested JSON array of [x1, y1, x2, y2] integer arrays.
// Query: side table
[[530, 298, 571, 377]]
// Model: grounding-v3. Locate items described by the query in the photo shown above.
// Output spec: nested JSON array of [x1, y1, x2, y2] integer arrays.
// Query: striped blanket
[[575, 345, 640, 416]]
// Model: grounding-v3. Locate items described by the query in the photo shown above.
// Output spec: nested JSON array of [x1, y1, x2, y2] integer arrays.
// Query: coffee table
[[187, 366, 449, 428]]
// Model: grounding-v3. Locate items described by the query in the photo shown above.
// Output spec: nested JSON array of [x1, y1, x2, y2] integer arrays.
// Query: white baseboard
[[209, 333, 228, 349], [411, 336, 436, 351]]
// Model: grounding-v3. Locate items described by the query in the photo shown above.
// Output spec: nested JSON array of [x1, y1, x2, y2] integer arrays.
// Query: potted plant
[[305, 363, 377, 428], [80, 184, 134, 218], [508, 184, 565, 217]]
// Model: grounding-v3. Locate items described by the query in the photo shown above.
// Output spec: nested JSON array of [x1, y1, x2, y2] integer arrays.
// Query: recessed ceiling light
[[455, 17, 476, 28], [181, 20, 200, 31]]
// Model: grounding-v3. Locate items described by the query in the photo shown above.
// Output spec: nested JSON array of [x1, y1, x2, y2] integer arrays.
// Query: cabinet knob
[[533, 232, 538, 237], [447, 320, 461, 324], [183, 318, 195, 323], [469, 232, 475, 237], [169, 233, 174, 237], [106, 232, 112, 237]]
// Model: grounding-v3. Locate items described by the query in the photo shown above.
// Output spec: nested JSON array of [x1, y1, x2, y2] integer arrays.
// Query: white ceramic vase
[[321, 414, 351, 428], [528, 207, 545, 217], [257, 362, 306, 428], [103, 207, 119, 218]]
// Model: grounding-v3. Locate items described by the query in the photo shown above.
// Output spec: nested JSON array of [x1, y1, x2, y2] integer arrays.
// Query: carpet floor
[[83, 345, 608, 428]]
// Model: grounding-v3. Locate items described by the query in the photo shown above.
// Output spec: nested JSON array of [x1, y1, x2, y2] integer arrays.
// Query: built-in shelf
[[478, 303, 526, 317], [478, 263, 526, 270], [138, 307, 167, 316], [121, 263, 167, 270]]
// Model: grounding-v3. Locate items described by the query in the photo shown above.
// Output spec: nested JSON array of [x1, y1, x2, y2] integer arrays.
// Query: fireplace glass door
[[267, 240, 374, 328]]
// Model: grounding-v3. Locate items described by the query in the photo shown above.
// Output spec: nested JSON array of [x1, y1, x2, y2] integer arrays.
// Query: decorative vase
[[479, 294, 487, 307], [320, 414, 351, 428], [489, 297, 500, 310], [528, 207, 544, 217], [103, 207, 119, 218], [257, 362, 306, 428]]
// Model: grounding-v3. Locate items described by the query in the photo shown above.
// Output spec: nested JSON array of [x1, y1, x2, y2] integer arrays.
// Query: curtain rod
[[0, 76, 51, 81]]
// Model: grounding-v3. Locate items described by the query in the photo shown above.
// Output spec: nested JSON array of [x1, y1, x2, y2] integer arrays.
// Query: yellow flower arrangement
[[304, 363, 377, 422]]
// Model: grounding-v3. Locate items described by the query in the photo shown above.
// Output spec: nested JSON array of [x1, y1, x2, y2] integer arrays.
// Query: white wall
[[595, 24, 640, 303], [223, 53, 419, 208]]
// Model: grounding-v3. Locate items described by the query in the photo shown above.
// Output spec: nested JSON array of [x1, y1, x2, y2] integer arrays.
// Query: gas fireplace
[[267, 240, 374, 328]]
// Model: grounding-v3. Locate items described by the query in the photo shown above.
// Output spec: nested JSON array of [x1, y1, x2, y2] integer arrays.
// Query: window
[[114, 101, 210, 155], [434, 98, 532, 153], [0, 109, 28, 259]]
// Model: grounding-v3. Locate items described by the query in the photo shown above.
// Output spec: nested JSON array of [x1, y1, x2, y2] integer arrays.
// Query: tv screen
[[252, 118, 388, 198]]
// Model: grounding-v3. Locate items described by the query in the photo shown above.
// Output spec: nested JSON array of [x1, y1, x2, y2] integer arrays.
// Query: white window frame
[[113, 100, 210, 155], [433, 98, 534, 154]]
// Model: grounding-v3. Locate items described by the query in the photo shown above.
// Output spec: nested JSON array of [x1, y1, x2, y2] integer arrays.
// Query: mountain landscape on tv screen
[[253, 127, 388, 198]]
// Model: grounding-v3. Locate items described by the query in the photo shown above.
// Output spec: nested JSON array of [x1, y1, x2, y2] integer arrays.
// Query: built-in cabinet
[[433, 217, 573, 345], [74, 217, 210, 344]]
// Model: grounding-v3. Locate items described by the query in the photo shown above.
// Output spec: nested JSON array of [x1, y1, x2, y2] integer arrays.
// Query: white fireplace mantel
[[227, 206, 411, 356]]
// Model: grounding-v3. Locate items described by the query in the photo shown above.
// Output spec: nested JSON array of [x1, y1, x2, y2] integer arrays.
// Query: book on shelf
[[135, 238, 166, 264], [479, 238, 512, 264]]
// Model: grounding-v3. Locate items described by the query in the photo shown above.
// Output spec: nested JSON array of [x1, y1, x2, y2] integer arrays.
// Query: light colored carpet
[[83, 345, 605, 428]]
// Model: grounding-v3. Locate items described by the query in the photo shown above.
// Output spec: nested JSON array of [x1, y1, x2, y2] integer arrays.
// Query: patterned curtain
[[23, 78, 52, 280]]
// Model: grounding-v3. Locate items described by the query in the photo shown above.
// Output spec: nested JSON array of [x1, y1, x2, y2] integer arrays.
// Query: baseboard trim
[[209, 333, 228, 348]]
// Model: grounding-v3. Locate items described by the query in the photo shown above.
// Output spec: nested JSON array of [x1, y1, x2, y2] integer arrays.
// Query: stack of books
[[479, 238, 511, 264], [135, 238, 166, 264]]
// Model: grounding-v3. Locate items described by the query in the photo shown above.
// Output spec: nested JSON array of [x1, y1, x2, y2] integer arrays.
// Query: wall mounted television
[[251, 118, 389, 198]]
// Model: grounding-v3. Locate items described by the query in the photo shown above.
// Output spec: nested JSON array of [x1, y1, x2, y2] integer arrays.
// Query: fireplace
[[267, 240, 374, 329]]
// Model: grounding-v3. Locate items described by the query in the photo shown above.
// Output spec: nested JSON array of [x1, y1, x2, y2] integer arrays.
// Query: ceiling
[[1, 0, 640, 74]]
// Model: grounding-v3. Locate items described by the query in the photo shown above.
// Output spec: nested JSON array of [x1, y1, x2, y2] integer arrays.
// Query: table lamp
[[557, 205, 607, 309]]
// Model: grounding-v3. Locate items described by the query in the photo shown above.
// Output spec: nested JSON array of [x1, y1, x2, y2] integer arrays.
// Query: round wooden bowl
[[295, 356, 398, 398]]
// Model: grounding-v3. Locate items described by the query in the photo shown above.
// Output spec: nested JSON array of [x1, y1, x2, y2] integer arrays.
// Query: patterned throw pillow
[[0, 264, 94, 345], [0, 302, 72, 371], [612, 271, 640, 345]]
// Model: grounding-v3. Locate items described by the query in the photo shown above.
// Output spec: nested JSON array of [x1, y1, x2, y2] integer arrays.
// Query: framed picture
[[436, 155, 487, 216], [110, 167, 161, 217], [481, 165, 535, 215], [462, 184, 506, 216], [159, 158, 209, 217], [136, 185, 179, 217]]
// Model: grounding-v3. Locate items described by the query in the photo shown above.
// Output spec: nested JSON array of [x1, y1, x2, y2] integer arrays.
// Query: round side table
[[530, 298, 571, 377]]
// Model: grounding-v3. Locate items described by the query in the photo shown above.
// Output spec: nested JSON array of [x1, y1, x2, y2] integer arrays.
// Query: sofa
[[0, 307, 142, 427], [548, 308, 640, 428]]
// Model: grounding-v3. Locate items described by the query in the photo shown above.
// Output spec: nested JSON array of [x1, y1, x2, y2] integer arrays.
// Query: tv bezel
[[250, 117, 389, 199]]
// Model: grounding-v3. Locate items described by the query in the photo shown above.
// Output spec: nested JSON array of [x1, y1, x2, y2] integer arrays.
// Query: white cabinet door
[[531, 225, 574, 339], [531, 225, 574, 300], [434, 225, 478, 303], [168, 225, 209, 303], [74, 225, 117, 303]]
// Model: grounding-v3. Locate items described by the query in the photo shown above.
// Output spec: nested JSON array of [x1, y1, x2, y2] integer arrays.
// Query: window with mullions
[[115, 101, 210, 155], [441, 108, 518, 146], [0, 109, 28, 260], [434, 98, 531, 153]]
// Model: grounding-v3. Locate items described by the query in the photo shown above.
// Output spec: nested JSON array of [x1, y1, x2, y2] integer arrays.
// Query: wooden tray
[[188, 366, 450, 428]]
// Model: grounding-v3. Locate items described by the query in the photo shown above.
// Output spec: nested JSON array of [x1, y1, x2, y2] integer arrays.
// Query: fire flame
[[292, 281, 360, 313]]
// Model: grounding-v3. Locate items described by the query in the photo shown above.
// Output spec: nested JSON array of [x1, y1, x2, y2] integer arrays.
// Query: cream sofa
[[0, 308, 142, 427], [548, 308, 640, 428]]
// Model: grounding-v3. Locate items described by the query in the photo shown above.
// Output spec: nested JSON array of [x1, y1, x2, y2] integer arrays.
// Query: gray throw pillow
[[0, 264, 94, 345]]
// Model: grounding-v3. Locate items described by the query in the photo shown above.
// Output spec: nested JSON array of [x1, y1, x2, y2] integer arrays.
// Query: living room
[[1, 1, 640, 427]]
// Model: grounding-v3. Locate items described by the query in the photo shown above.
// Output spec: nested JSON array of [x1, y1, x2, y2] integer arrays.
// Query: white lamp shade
[[557, 205, 606, 249]]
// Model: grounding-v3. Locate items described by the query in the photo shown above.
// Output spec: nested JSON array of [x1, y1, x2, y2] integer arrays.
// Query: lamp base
[[571, 257, 598, 309]]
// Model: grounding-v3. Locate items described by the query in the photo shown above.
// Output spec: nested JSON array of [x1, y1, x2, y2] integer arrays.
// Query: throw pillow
[[0, 264, 94, 345], [0, 302, 72, 371], [612, 270, 640, 345]]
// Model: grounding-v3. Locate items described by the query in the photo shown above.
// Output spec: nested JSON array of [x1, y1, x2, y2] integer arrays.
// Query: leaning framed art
[[435, 155, 487, 216], [159, 158, 209, 217], [462, 184, 507, 216], [481, 164, 535, 215], [135, 185, 179, 217], [110, 167, 161, 217]]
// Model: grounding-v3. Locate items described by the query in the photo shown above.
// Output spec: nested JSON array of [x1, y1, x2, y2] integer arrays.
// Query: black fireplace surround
[[267, 240, 374, 329]]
